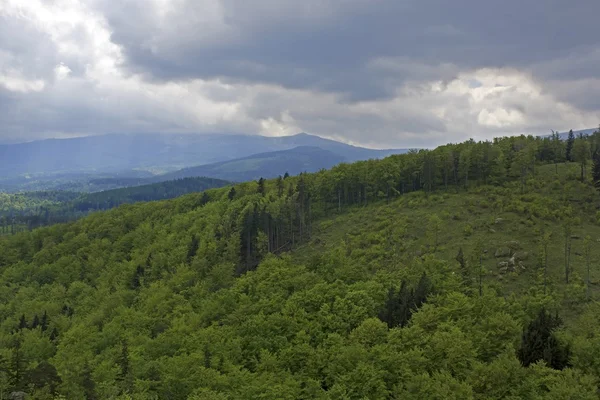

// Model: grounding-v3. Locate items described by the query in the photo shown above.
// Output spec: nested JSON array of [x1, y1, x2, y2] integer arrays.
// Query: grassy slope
[[293, 162, 600, 312]]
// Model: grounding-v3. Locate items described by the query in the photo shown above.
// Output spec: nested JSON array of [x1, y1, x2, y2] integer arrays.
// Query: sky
[[0, 0, 599, 148]]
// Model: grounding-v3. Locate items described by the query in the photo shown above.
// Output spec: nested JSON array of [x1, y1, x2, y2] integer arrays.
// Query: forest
[[0, 128, 600, 398], [0, 177, 230, 235]]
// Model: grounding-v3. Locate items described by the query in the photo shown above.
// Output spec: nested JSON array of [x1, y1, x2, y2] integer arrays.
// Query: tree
[[283, 172, 289, 179], [227, 187, 236, 201], [257, 178, 265, 196], [18, 315, 27, 331], [25, 361, 62, 396], [9, 337, 25, 391], [456, 247, 469, 288], [517, 308, 570, 370], [566, 129, 575, 161], [116, 340, 132, 395], [31, 314, 40, 329], [592, 150, 600, 190], [573, 137, 591, 181], [186, 235, 199, 264], [200, 192, 210, 206], [413, 273, 432, 308], [40, 311, 48, 332], [82, 363, 97, 400]]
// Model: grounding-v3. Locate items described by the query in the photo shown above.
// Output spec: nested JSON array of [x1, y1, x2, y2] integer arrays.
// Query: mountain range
[[0, 133, 409, 191]]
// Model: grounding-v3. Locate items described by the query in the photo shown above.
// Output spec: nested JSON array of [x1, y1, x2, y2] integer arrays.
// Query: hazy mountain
[[548, 128, 598, 140], [0, 133, 409, 178], [157, 146, 346, 182]]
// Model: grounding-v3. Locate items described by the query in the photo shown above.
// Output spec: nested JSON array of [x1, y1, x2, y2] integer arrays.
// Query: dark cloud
[[0, 0, 598, 146], [97, 0, 600, 100]]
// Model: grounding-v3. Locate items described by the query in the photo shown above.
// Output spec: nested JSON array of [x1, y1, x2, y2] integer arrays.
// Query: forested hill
[[0, 177, 230, 233], [1, 130, 600, 398], [156, 146, 346, 182]]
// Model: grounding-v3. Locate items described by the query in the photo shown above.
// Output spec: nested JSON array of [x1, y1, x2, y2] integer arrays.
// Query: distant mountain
[[158, 146, 346, 182], [547, 128, 598, 140], [0, 133, 409, 178]]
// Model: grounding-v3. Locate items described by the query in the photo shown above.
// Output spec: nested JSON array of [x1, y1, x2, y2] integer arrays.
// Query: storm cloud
[[0, 0, 599, 147]]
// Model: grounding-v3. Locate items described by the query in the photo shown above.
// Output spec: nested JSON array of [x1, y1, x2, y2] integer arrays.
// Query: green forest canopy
[[1, 130, 600, 398]]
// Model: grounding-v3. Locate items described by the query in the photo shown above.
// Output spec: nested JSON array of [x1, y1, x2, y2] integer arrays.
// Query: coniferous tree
[[227, 187, 236, 201], [203, 344, 212, 369], [186, 235, 199, 264], [25, 361, 61, 396], [9, 337, 25, 391], [31, 314, 40, 329], [82, 363, 97, 400], [592, 150, 600, 190], [413, 273, 432, 308], [18, 315, 27, 331], [456, 247, 469, 287], [396, 281, 413, 328], [573, 137, 591, 181], [518, 308, 570, 370], [40, 311, 48, 332], [200, 192, 210, 206], [566, 130, 575, 161], [257, 178, 265, 196], [379, 287, 396, 327], [116, 340, 132, 395]]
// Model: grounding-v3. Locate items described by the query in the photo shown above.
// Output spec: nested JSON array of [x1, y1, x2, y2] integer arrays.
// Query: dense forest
[[1, 129, 600, 398], [0, 177, 230, 234]]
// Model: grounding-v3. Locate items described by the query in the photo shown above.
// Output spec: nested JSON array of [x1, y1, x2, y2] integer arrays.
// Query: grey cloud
[[97, 0, 600, 100], [0, 0, 599, 146]]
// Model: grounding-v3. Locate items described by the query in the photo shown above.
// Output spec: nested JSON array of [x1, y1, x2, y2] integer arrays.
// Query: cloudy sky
[[1, 0, 599, 148]]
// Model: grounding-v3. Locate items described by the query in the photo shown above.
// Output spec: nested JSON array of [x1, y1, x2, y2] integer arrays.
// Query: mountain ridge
[[0, 132, 409, 178]]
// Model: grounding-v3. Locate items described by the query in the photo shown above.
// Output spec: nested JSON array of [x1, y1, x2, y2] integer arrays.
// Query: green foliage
[[0, 134, 599, 398]]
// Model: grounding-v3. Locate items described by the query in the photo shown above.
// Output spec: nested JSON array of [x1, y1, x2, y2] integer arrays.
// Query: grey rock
[[495, 248, 511, 258]]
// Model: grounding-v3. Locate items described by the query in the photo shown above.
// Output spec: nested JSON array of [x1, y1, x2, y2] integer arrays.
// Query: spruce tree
[[257, 178, 265, 196], [413, 273, 432, 308], [31, 314, 40, 329], [199, 192, 210, 206], [116, 340, 132, 394], [82, 363, 97, 400], [227, 187, 236, 201], [18, 315, 27, 331], [592, 150, 600, 190], [186, 235, 199, 264], [40, 311, 48, 332], [566, 129, 575, 161], [456, 247, 470, 288], [518, 308, 570, 370]]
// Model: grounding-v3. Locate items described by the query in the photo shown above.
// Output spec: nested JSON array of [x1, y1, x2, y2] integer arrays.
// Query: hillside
[[0, 132, 600, 398], [0, 177, 230, 233], [157, 146, 346, 182], [0, 133, 408, 179]]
